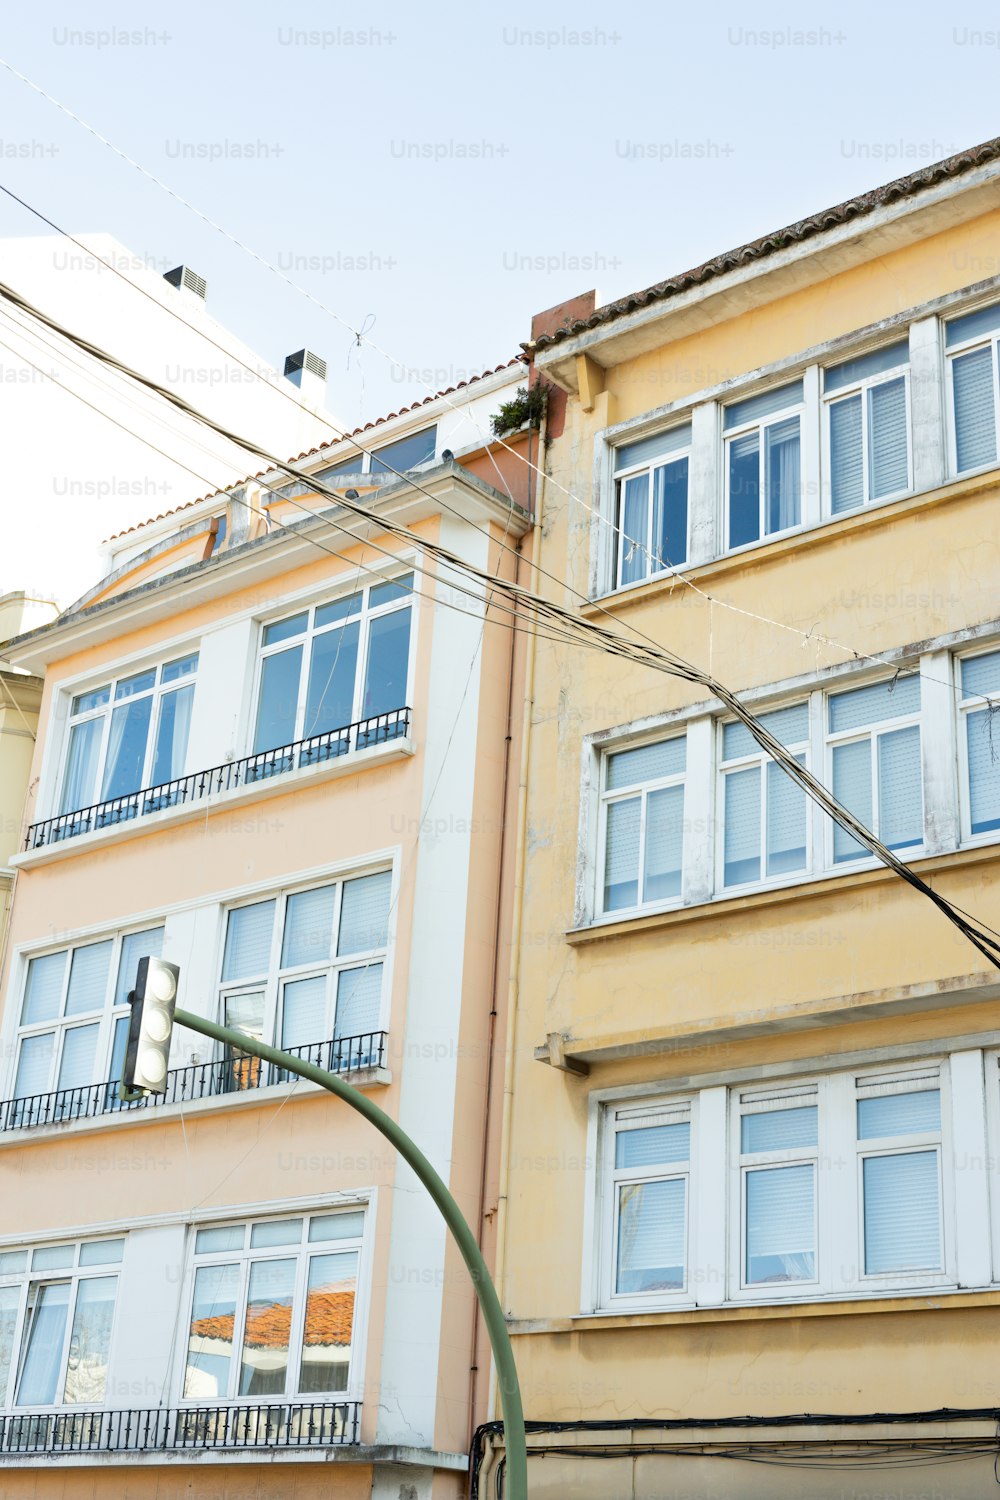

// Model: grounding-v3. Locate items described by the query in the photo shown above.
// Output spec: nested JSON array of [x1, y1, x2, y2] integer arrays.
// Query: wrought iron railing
[[0, 1400, 361, 1455], [24, 707, 411, 851], [0, 1031, 388, 1132]]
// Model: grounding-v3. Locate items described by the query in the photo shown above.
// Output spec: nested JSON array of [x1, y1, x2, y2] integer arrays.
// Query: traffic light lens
[[139, 1050, 167, 1085], [145, 1009, 172, 1043], [148, 969, 176, 1002]]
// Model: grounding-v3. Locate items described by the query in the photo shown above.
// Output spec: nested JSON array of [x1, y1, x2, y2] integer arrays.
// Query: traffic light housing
[[119, 956, 179, 1100]]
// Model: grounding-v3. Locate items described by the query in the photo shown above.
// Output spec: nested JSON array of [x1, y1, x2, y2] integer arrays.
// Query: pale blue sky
[[0, 2, 998, 456]]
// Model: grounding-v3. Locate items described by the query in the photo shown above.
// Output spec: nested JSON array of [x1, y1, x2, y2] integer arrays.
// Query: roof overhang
[[535, 157, 1000, 392], [4, 463, 531, 675]]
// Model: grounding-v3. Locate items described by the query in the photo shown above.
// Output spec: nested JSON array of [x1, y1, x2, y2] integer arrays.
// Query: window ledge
[[506, 1284, 1000, 1336], [12, 737, 414, 869], [567, 838, 1000, 946], [583, 466, 1000, 616], [0, 1067, 393, 1148], [0, 1443, 468, 1472]]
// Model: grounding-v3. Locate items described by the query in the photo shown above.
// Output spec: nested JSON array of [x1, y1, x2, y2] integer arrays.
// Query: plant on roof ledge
[[489, 384, 546, 439]]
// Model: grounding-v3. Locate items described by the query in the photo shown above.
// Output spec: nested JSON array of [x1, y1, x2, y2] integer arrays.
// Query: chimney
[[163, 265, 208, 306], [284, 348, 327, 409]]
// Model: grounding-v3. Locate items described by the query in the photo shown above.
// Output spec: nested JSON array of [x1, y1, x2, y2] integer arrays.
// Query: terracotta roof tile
[[527, 137, 1000, 353], [191, 1287, 355, 1350]]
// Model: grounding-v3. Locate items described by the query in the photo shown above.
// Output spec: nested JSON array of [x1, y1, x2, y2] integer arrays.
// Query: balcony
[[0, 1400, 361, 1456], [24, 707, 411, 851], [0, 1032, 388, 1132]]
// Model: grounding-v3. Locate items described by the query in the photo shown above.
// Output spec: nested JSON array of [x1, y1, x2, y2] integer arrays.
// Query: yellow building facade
[[490, 142, 1000, 1495]]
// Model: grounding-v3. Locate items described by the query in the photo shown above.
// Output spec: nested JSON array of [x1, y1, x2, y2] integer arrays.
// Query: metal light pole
[[170, 1008, 528, 1498]]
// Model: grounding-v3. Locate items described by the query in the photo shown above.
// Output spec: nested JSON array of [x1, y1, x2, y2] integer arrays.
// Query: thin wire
[[9, 281, 1000, 967]]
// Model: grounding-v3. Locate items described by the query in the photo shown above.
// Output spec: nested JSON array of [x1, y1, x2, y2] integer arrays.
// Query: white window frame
[[984, 1052, 1000, 1284], [715, 702, 811, 894], [944, 309, 1000, 478], [218, 870, 393, 1064], [314, 424, 437, 483], [6, 925, 166, 1115], [822, 354, 912, 513], [250, 578, 415, 755], [598, 1098, 693, 1310], [610, 430, 692, 589], [179, 1210, 366, 1403], [731, 1083, 822, 1300], [58, 653, 199, 814], [596, 734, 687, 918], [853, 1067, 953, 1293], [823, 676, 924, 869], [955, 646, 1000, 846], [723, 389, 805, 552], [0, 1238, 124, 1411]]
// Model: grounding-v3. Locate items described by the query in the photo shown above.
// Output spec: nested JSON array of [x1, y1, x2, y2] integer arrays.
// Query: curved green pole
[[171, 1009, 527, 1498]]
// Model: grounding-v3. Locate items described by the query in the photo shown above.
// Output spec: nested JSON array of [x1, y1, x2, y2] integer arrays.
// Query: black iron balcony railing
[[24, 707, 411, 851], [0, 1031, 388, 1132], [0, 1400, 361, 1456]]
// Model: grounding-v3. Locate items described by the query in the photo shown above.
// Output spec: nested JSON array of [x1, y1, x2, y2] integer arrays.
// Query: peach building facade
[[0, 365, 534, 1498]]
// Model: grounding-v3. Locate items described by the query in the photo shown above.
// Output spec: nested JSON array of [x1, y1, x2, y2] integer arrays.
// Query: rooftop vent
[[163, 265, 208, 302], [284, 348, 328, 409]]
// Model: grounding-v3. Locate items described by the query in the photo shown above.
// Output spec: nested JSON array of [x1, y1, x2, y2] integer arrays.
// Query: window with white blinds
[[958, 649, 1000, 838], [10, 927, 165, 1117], [612, 424, 691, 587], [824, 341, 910, 514], [946, 303, 1000, 475], [724, 381, 803, 549], [826, 675, 923, 863], [857, 1079, 943, 1276], [219, 871, 392, 1070], [606, 1102, 691, 1301], [599, 737, 686, 914], [719, 703, 809, 888], [739, 1090, 818, 1287]]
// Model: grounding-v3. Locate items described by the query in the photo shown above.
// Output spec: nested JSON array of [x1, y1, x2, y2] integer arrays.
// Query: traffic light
[[119, 957, 180, 1101]]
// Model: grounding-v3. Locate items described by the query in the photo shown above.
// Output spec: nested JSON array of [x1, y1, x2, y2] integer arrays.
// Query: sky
[[1, 0, 999, 602]]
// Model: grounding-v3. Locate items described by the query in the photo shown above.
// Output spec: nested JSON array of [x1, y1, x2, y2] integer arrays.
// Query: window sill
[[0, 1443, 469, 1471], [582, 466, 1000, 616], [567, 837, 1000, 946], [506, 1283, 1000, 1335], [0, 1066, 393, 1148], [12, 736, 415, 869]]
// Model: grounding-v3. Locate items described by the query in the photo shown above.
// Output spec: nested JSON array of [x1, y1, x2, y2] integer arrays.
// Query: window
[[60, 655, 198, 814], [946, 302, 1000, 474], [0, 1239, 123, 1408], [958, 649, 1000, 839], [724, 380, 803, 548], [10, 927, 165, 1122], [719, 703, 809, 888], [253, 580, 412, 758], [826, 675, 922, 862], [825, 341, 910, 513], [599, 736, 686, 914], [182, 1212, 363, 1400], [612, 425, 690, 587], [603, 1101, 691, 1302], [856, 1073, 943, 1278], [315, 425, 437, 484], [738, 1087, 818, 1288], [218, 871, 391, 1079]]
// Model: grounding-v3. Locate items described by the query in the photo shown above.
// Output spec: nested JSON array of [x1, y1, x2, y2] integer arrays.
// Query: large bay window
[[183, 1211, 363, 1401], [253, 579, 412, 758]]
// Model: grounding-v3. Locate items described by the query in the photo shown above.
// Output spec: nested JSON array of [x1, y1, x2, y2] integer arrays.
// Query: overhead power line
[[5, 277, 1000, 972]]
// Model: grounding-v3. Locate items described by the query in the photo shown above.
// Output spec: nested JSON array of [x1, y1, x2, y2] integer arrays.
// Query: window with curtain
[[252, 579, 412, 757], [182, 1211, 363, 1402], [724, 380, 803, 549], [958, 649, 1000, 839], [857, 1080, 943, 1276], [0, 1238, 123, 1408], [739, 1091, 818, 1286], [218, 871, 392, 1080], [599, 736, 686, 914], [612, 425, 691, 588], [946, 302, 1000, 474], [719, 703, 809, 888], [825, 341, 910, 514], [826, 674, 922, 863], [606, 1102, 691, 1300], [59, 655, 198, 817], [9, 928, 165, 1122]]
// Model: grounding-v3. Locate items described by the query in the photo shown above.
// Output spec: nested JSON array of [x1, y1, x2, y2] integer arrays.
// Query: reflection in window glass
[[184, 1263, 240, 1398], [299, 1251, 357, 1393], [16, 1282, 70, 1405], [62, 1275, 116, 1403], [239, 1258, 296, 1396]]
